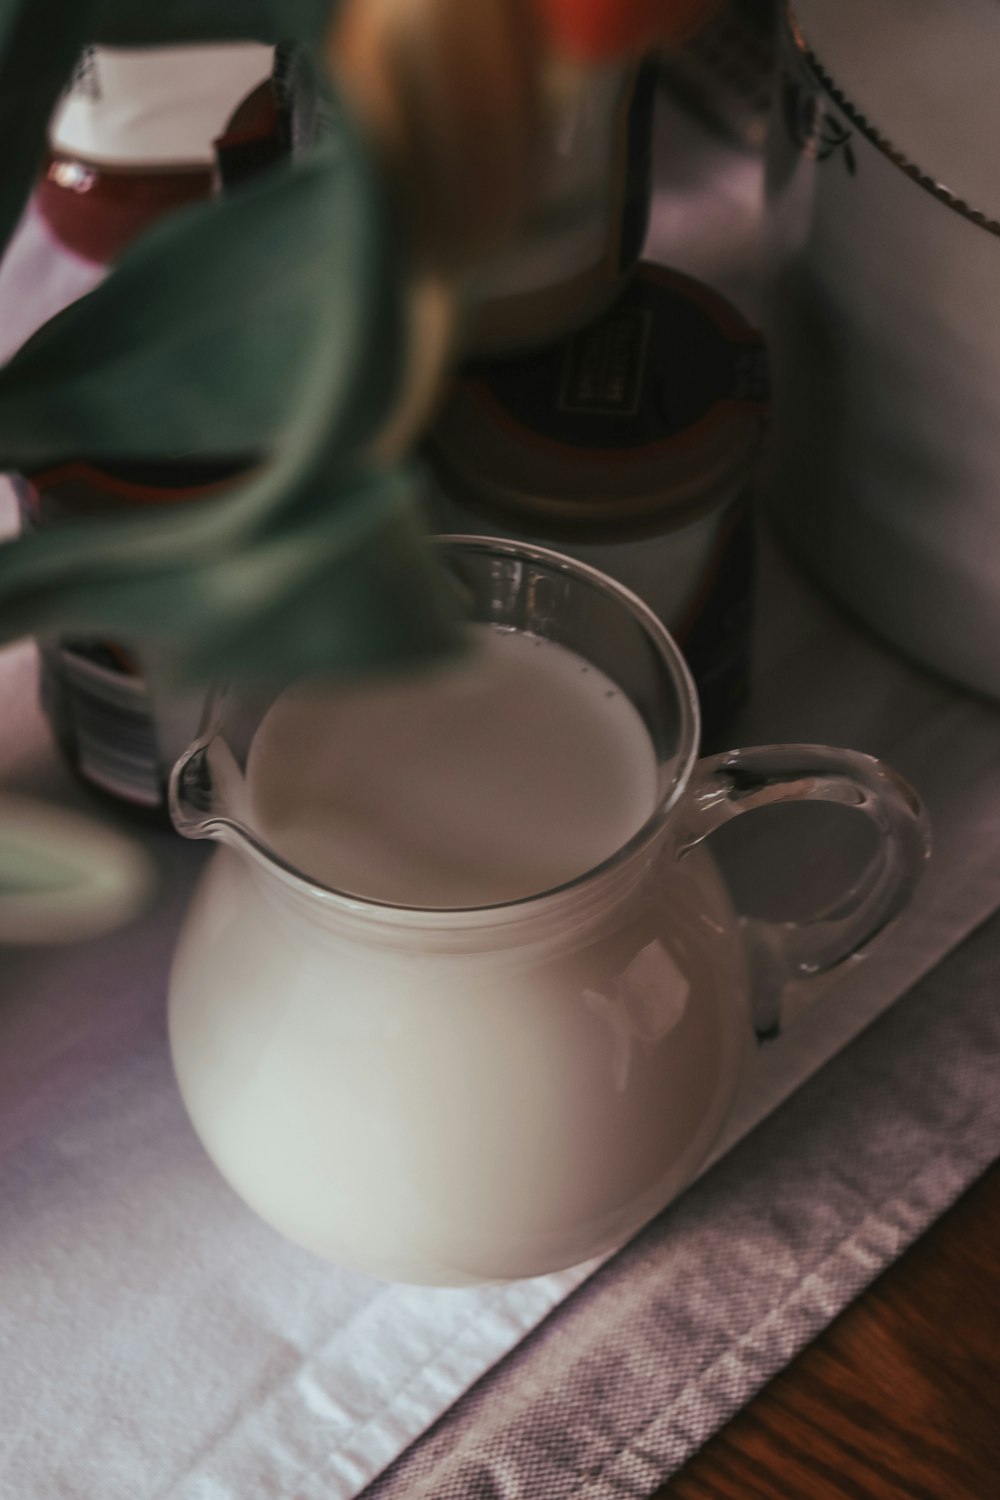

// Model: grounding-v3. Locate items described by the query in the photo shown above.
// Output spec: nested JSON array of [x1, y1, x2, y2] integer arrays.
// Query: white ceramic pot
[[766, 0, 1000, 696], [167, 539, 928, 1286]]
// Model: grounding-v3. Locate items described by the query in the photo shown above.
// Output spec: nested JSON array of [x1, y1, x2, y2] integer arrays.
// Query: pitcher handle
[[673, 744, 931, 1035]]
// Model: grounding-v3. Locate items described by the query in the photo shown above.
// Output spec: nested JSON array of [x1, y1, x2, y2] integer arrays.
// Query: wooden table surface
[[657, 1158, 1000, 1499]]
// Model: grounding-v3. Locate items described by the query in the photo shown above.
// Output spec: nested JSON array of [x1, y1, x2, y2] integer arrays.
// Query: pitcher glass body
[[168, 537, 928, 1285]]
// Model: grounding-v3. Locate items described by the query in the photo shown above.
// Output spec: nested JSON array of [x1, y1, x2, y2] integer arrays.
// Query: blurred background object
[[0, 0, 746, 706], [461, 57, 657, 356], [657, 0, 776, 150], [538, 0, 725, 62], [14, 462, 248, 819], [765, 0, 1000, 698], [428, 262, 767, 746], [0, 791, 154, 942], [19, 42, 275, 819], [37, 44, 273, 264], [0, 0, 759, 910]]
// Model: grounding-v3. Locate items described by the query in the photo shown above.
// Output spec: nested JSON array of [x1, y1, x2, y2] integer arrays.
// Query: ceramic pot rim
[[785, 3, 1000, 241]]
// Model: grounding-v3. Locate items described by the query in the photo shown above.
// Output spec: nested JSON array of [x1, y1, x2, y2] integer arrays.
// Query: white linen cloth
[[3, 472, 1000, 1500], [364, 905, 1000, 1500]]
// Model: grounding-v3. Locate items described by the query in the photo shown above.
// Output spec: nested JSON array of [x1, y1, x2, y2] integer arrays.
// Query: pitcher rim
[[169, 534, 702, 924]]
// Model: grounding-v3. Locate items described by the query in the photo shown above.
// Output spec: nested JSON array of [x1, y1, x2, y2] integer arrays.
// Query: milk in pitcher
[[169, 623, 749, 1282], [245, 625, 662, 907]]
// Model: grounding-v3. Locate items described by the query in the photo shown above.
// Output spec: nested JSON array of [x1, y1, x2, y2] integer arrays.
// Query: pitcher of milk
[[168, 537, 928, 1285]]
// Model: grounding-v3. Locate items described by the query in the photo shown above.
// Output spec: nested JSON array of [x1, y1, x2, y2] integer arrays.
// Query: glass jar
[[16, 459, 248, 818], [461, 58, 657, 356], [427, 261, 768, 745], [38, 43, 273, 263], [25, 45, 273, 813]]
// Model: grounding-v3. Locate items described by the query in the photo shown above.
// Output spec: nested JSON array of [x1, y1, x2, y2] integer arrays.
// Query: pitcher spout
[[169, 739, 216, 838], [169, 734, 254, 844]]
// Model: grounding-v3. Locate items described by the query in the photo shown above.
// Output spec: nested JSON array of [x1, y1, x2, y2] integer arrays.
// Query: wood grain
[[659, 1158, 1000, 1499]]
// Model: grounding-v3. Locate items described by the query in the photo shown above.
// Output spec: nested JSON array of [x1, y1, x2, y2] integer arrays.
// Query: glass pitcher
[[168, 537, 928, 1285]]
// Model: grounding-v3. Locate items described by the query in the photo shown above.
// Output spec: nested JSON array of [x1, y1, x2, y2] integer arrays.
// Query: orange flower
[[537, 0, 721, 60], [328, 1, 721, 272]]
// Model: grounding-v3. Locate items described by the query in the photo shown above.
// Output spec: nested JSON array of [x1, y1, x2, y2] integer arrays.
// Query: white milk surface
[[246, 626, 660, 908]]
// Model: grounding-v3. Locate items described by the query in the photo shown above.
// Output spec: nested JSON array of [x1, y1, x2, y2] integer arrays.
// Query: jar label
[[473, 266, 767, 454], [558, 307, 651, 416], [17, 466, 235, 814], [40, 639, 163, 808]]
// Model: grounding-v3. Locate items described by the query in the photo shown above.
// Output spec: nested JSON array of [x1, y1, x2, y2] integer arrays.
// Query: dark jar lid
[[428, 262, 768, 541], [22, 456, 256, 523]]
